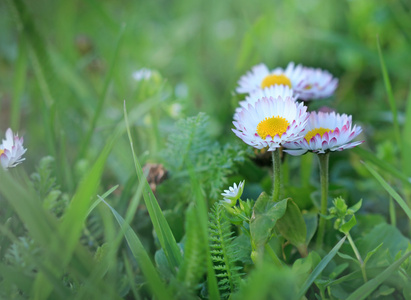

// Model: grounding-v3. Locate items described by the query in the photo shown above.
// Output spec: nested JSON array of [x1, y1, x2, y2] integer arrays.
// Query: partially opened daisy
[[236, 62, 338, 100], [233, 96, 309, 151], [222, 180, 245, 205], [0, 128, 27, 170], [234, 85, 296, 121], [283, 111, 363, 156]]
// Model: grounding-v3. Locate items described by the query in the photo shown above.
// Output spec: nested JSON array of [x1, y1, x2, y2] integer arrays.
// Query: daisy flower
[[0, 128, 27, 170], [234, 85, 297, 121], [222, 181, 245, 204], [236, 62, 338, 100], [233, 96, 309, 151], [283, 111, 363, 156]]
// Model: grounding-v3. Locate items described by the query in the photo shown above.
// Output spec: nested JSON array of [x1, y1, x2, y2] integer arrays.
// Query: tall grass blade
[[363, 161, 411, 220], [352, 147, 411, 187], [297, 236, 346, 299], [376, 36, 401, 150], [402, 86, 411, 176], [346, 251, 411, 300], [123, 102, 183, 273], [101, 197, 172, 300], [188, 169, 220, 300], [78, 24, 126, 159]]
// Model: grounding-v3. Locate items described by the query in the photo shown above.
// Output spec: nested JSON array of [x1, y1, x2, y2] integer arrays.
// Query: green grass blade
[[188, 169, 220, 300], [32, 138, 114, 299], [346, 251, 411, 300], [101, 197, 172, 300], [78, 24, 126, 160], [402, 86, 411, 176], [297, 236, 346, 299], [363, 161, 411, 220], [352, 147, 411, 187], [123, 102, 182, 273], [376, 36, 401, 150]]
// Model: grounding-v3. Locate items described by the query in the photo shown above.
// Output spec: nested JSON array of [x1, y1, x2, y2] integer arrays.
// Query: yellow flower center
[[304, 128, 334, 143], [261, 74, 292, 89], [256, 116, 290, 139], [0, 149, 4, 156]]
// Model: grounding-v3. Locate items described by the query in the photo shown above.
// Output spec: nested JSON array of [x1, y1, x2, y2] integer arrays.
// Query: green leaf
[[124, 102, 182, 273], [303, 212, 318, 245], [297, 236, 346, 299], [276, 199, 307, 253], [363, 243, 384, 267], [346, 251, 411, 300], [340, 215, 357, 234], [347, 199, 362, 214], [337, 252, 359, 264], [101, 197, 172, 300], [363, 161, 411, 221], [250, 194, 288, 250]]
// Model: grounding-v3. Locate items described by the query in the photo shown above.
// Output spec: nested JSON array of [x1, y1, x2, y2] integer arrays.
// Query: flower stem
[[272, 149, 281, 202], [316, 152, 329, 249], [347, 232, 368, 283]]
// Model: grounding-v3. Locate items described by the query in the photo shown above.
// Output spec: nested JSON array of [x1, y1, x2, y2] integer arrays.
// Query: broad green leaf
[[102, 197, 172, 300], [340, 215, 357, 234], [346, 251, 411, 300], [297, 236, 346, 299], [363, 161, 411, 220], [303, 212, 318, 245], [232, 265, 297, 300], [124, 102, 182, 273], [276, 199, 307, 254], [292, 251, 321, 286], [250, 193, 288, 250]]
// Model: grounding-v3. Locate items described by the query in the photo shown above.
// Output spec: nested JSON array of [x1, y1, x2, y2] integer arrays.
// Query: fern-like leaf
[[208, 203, 241, 299]]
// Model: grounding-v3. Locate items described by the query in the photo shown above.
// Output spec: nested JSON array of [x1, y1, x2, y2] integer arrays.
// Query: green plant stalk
[[346, 233, 368, 283], [316, 152, 329, 249], [389, 197, 396, 227], [272, 149, 281, 202]]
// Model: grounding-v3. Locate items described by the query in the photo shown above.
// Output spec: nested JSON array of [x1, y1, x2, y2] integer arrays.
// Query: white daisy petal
[[283, 111, 363, 156], [236, 62, 338, 101], [233, 96, 309, 150], [0, 128, 27, 170]]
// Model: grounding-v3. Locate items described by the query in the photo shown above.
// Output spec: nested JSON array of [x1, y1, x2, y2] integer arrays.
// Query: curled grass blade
[[363, 161, 411, 220], [297, 236, 346, 299], [100, 197, 172, 300], [346, 251, 411, 300]]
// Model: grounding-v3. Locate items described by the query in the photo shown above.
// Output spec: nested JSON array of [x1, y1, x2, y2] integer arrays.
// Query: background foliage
[[1, 0, 411, 299]]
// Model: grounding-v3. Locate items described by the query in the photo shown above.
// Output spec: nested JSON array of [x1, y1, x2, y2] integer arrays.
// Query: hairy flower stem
[[347, 232, 368, 283], [316, 152, 329, 249], [272, 149, 281, 202]]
